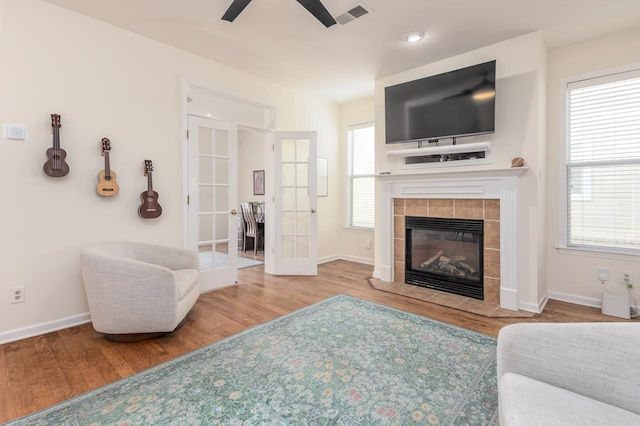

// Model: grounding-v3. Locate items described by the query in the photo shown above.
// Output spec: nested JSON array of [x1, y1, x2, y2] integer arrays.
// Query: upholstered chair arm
[[80, 249, 180, 334], [497, 322, 640, 415], [130, 242, 199, 271]]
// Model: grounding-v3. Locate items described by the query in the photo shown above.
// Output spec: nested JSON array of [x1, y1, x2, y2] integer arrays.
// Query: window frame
[[558, 63, 640, 258], [345, 121, 375, 230]]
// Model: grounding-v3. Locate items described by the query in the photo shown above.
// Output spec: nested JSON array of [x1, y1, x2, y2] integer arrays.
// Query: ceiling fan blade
[[222, 0, 252, 22], [296, 0, 337, 28]]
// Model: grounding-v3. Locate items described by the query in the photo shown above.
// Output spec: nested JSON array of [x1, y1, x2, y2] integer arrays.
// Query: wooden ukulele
[[43, 114, 70, 177], [138, 160, 162, 219], [96, 138, 119, 197]]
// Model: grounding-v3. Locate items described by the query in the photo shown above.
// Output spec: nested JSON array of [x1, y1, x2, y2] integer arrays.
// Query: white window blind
[[347, 123, 375, 229], [565, 68, 640, 253]]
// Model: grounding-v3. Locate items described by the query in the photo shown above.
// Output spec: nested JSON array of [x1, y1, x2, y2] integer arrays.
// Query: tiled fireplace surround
[[378, 168, 527, 311], [393, 198, 501, 305]]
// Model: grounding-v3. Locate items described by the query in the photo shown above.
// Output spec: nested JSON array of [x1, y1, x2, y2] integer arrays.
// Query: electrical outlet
[[365, 239, 371, 249], [10, 286, 25, 304], [622, 271, 633, 289]]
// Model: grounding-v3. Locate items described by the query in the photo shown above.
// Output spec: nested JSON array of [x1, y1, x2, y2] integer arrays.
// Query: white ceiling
[[43, 0, 640, 104]]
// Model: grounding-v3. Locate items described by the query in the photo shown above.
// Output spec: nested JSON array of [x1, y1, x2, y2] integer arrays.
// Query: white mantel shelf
[[378, 166, 529, 312], [376, 166, 528, 181]]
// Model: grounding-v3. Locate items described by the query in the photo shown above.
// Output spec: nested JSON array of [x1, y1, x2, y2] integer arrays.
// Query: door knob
[[310, 208, 316, 213], [231, 209, 237, 215]]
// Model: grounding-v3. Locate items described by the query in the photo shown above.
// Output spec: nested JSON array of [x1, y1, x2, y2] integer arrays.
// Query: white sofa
[[80, 241, 200, 341], [497, 322, 640, 425]]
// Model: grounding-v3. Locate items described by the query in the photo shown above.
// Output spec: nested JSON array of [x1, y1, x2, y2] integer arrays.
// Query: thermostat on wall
[[3, 124, 29, 140]]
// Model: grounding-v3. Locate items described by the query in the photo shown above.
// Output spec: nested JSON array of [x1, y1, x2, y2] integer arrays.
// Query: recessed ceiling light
[[405, 31, 425, 43], [206, 113, 213, 117]]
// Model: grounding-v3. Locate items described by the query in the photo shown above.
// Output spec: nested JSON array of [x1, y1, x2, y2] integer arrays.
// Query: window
[[347, 123, 375, 229], [563, 67, 640, 254]]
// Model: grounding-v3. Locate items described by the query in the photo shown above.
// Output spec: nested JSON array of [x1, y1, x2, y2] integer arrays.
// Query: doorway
[[183, 81, 318, 284], [183, 83, 275, 290]]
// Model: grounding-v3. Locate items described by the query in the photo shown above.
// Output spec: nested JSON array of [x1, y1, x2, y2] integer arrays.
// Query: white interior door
[[187, 115, 238, 291], [272, 131, 317, 275]]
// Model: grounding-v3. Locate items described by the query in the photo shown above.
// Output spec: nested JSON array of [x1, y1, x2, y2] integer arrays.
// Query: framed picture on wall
[[253, 170, 265, 195]]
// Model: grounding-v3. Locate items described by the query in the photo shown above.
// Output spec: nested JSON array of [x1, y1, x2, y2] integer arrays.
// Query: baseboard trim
[[548, 291, 602, 308], [1, 283, 240, 344], [318, 255, 374, 266], [318, 255, 341, 264], [499, 287, 519, 311], [538, 293, 550, 312], [0, 313, 92, 345], [338, 255, 374, 265], [517, 302, 540, 313], [518, 293, 549, 314]]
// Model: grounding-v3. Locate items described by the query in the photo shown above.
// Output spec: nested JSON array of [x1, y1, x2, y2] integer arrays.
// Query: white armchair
[[80, 241, 200, 342], [497, 322, 640, 425]]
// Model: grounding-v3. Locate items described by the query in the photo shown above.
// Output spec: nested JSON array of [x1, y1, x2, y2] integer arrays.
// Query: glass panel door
[[188, 116, 238, 290], [273, 132, 317, 275]]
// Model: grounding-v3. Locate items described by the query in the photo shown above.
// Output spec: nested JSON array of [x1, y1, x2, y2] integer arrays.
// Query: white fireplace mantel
[[377, 166, 528, 311]]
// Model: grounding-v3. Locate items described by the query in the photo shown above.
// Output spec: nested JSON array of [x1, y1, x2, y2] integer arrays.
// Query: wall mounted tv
[[385, 60, 496, 144]]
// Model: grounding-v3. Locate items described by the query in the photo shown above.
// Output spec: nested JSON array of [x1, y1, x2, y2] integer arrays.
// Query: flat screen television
[[385, 60, 496, 144]]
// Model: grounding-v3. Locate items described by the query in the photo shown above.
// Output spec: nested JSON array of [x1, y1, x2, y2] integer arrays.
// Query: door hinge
[[186, 130, 189, 139], [272, 144, 274, 151], [187, 195, 190, 205]]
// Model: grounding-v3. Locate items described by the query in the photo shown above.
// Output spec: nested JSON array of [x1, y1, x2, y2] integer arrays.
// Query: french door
[[271, 131, 318, 275], [187, 116, 238, 291]]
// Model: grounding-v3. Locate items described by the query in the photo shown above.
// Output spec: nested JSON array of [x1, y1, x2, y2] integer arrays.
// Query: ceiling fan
[[222, 0, 337, 28]]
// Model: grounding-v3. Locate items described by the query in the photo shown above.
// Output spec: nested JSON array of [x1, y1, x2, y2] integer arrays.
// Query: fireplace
[[380, 168, 527, 311], [405, 216, 484, 300]]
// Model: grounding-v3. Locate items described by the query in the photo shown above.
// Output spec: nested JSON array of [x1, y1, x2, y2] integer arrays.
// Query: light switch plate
[[3, 125, 28, 140]]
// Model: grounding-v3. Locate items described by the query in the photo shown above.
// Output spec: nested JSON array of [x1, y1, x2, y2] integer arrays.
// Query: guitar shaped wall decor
[[96, 138, 119, 197], [138, 160, 162, 219], [43, 114, 70, 177]]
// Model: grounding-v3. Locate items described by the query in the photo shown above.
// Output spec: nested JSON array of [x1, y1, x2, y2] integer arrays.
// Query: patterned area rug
[[8, 295, 498, 425], [199, 251, 263, 270]]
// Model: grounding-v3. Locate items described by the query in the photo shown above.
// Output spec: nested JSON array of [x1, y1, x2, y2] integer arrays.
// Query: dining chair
[[240, 201, 264, 254]]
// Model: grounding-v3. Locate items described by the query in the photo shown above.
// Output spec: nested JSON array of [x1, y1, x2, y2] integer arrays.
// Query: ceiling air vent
[[335, 2, 372, 25]]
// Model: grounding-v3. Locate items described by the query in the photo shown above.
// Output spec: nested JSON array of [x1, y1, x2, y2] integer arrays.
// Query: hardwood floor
[[0, 260, 623, 423]]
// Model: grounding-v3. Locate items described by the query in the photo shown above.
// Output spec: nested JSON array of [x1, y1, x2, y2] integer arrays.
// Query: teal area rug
[[199, 251, 264, 270], [8, 295, 498, 425]]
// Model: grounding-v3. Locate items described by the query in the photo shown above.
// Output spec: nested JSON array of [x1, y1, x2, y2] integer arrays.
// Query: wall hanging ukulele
[[96, 138, 119, 197], [138, 160, 162, 218], [43, 114, 69, 177]]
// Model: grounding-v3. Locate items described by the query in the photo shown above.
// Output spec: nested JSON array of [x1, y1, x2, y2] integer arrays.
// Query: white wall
[[546, 27, 640, 307], [338, 96, 375, 264], [0, 0, 341, 340], [238, 129, 266, 205], [373, 33, 548, 310]]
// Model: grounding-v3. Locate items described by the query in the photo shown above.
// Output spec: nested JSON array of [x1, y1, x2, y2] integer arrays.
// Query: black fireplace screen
[[405, 216, 484, 299]]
